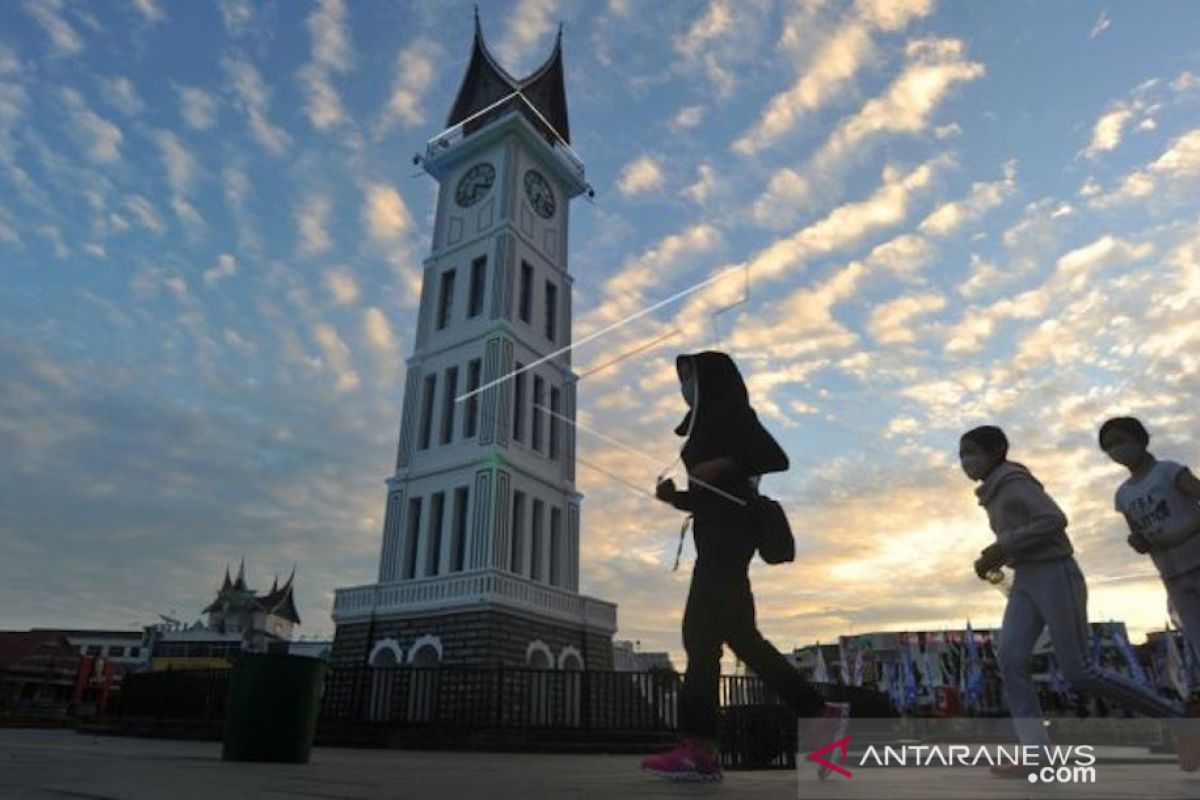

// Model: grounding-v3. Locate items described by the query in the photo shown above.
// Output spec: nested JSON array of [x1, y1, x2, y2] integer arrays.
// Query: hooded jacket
[[976, 461, 1074, 565], [668, 351, 789, 514]]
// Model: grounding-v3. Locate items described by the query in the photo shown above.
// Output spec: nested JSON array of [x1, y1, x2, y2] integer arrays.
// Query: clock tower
[[331, 16, 617, 671]]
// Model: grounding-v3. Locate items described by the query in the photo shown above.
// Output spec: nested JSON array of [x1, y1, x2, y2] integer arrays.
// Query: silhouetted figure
[[959, 424, 1197, 777], [640, 351, 846, 782], [1101, 416, 1200, 671]]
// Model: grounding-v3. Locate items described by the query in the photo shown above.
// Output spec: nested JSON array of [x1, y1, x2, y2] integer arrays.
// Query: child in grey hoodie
[[960, 425, 1197, 775]]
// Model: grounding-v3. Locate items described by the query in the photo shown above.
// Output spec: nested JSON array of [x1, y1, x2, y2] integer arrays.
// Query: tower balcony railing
[[333, 570, 617, 632], [423, 91, 585, 186]]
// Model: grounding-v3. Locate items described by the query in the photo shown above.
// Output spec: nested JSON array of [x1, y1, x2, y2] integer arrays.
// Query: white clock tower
[[332, 16, 617, 671]]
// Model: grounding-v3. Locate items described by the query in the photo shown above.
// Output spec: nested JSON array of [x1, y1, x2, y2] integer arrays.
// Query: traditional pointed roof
[[446, 11, 570, 144], [234, 558, 246, 591], [220, 566, 232, 593]]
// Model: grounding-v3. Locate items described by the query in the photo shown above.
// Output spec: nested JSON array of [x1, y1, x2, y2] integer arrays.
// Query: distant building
[[612, 640, 675, 672], [32, 629, 149, 674], [150, 561, 302, 670], [0, 631, 81, 716]]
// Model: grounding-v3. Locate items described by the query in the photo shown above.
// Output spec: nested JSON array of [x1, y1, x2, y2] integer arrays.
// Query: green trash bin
[[222, 653, 327, 763]]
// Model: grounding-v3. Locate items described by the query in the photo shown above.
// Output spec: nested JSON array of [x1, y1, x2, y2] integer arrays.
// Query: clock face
[[524, 169, 556, 219], [455, 162, 495, 207]]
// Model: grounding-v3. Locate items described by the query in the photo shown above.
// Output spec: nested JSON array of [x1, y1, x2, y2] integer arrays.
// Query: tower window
[[511, 491, 526, 575], [544, 281, 558, 341], [549, 386, 561, 460], [418, 374, 437, 450], [437, 269, 456, 329], [403, 497, 422, 580], [518, 262, 533, 323], [532, 375, 545, 452], [451, 486, 469, 573], [427, 492, 445, 577], [549, 507, 562, 587], [468, 256, 487, 318], [464, 359, 481, 438], [513, 364, 526, 442], [530, 499, 545, 582], [441, 366, 458, 445]]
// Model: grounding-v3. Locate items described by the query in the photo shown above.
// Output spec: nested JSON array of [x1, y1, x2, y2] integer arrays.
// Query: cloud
[[178, 87, 218, 130], [495, 0, 560, 75], [223, 54, 291, 155], [154, 130, 204, 231], [61, 88, 123, 163], [733, 0, 935, 155], [867, 233, 935, 278], [312, 322, 359, 392], [125, 195, 165, 234], [363, 307, 397, 353], [296, 194, 333, 257], [672, 0, 773, 97], [130, 0, 165, 24], [681, 162, 717, 205], [918, 160, 1017, 237], [99, 76, 144, 116], [323, 268, 360, 305], [751, 40, 981, 222], [377, 38, 439, 133], [1090, 9, 1111, 39], [1090, 128, 1200, 207], [1084, 106, 1133, 159], [219, 0, 253, 37], [202, 254, 237, 287], [616, 155, 665, 196], [24, 0, 83, 57], [668, 105, 704, 132], [868, 292, 947, 344], [298, 0, 354, 132], [362, 183, 412, 242], [1173, 71, 1199, 93]]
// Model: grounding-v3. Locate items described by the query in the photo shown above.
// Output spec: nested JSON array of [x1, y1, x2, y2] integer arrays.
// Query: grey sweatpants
[[1166, 564, 1200, 672], [998, 556, 1183, 746]]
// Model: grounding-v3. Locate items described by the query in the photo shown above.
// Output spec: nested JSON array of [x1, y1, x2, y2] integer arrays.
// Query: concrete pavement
[[2, 729, 1199, 799]]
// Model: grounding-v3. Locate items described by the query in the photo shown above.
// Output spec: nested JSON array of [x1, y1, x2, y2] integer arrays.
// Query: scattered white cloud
[[919, 160, 1017, 237], [124, 195, 165, 234], [616, 155, 665, 197], [223, 54, 291, 155], [24, 0, 83, 57], [377, 38, 439, 133], [1089, 9, 1111, 39], [1084, 106, 1133, 159], [363, 183, 412, 241], [298, 0, 354, 132], [130, 0, 165, 25], [682, 162, 717, 205], [868, 291, 947, 344], [99, 76, 144, 116], [934, 122, 962, 139], [202, 253, 237, 287], [62, 88, 123, 163], [1173, 71, 1199, 93], [496, 0, 561, 75], [1091, 128, 1200, 207], [324, 269, 360, 305], [219, 0, 254, 37], [733, 0, 934, 155], [312, 321, 359, 392], [668, 104, 704, 132], [178, 87, 218, 130], [363, 307, 397, 353], [296, 194, 333, 257]]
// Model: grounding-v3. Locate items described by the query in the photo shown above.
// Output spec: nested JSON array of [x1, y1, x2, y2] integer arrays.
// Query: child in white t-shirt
[[1101, 417, 1200, 674]]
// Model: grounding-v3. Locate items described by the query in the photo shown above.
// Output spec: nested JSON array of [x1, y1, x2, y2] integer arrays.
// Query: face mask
[[960, 454, 991, 480], [1106, 442, 1143, 466]]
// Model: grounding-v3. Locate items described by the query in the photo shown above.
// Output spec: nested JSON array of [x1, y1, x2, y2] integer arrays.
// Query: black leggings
[[677, 554, 827, 738]]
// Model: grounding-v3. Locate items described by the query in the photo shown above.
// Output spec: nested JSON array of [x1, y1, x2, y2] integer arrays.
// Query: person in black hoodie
[[640, 351, 847, 782]]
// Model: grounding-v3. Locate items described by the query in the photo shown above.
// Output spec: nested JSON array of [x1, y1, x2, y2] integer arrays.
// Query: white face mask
[[1106, 442, 1143, 466], [960, 454, 992, 480]]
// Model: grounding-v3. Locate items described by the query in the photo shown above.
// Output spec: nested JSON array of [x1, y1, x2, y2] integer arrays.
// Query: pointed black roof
[[446, 13, 570, 144]]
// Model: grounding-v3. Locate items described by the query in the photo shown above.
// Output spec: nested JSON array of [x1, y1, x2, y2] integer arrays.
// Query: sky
[[2, 0, 1199, 668]]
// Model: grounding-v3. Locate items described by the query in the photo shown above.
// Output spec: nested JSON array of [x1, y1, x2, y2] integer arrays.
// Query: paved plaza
[[2, 729, 1200, 799]]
